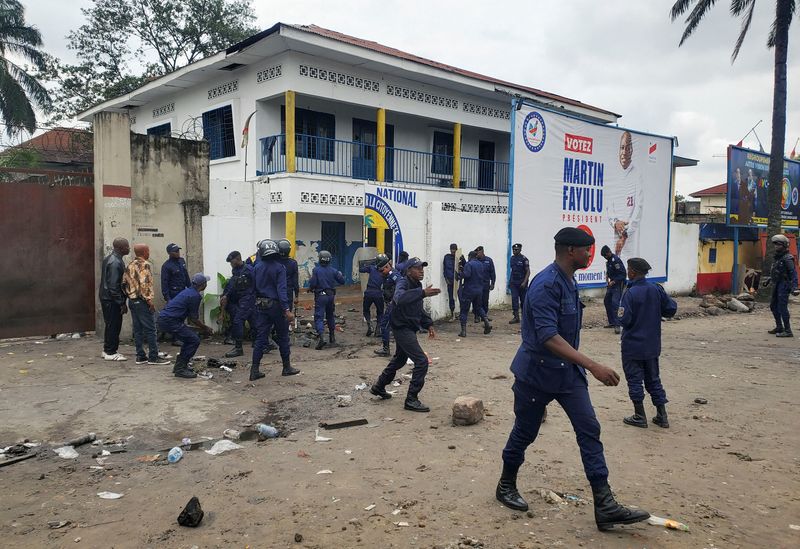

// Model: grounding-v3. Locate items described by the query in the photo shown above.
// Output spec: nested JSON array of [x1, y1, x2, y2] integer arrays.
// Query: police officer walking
[[370, 258, 440, 412], [250, 240, 299, 380], [309, 250, 345, 350], [601, 245, 626, 335], [375, 256, 401, 357], [495, 227, 650, 531], [276, 239, 300, 312], [766, 234, 799, 337], [220, 251, 256, 358], [359, 254, 387, 337], [475, 246, 496, 322], [508, 243, 530, 324], [443, 243, 459, 321], [458, 250, 491, 337]]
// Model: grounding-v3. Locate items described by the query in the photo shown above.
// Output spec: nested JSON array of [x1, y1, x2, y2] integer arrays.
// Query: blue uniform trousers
[[381, 303, 393, 344], [604, 284, 623, 326], [502, 378, 608, 487], [622, 357, 668, 405], [770, 287, 791, 331], [314, 293, 336, 336], [509, 282, 527, 316], [252, 301, 290, 366], [230, 298, 256, 341], [446, 282, 455, 313], [481, 286, 490, 317], [157, 318, 200, 362], [460, 290, 486, 324], [376, 327, 429, 397], [363, 293, 384, 324]]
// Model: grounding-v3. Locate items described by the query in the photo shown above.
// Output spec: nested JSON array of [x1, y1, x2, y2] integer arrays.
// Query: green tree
[[44, 0, 258, 119], [671, 0, 796, 289], [0, 0, 51, 136]]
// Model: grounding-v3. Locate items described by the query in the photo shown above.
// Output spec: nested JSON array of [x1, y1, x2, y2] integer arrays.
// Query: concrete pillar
[[286, 211, 297, 258], [452, 123, 462, 188], [376, 107, 386, 182], [376, 228, 385, 254], [285, 90, 296, 173]]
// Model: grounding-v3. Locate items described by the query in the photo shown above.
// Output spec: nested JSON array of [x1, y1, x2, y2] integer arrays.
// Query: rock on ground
[[452, 396, 484, 426]]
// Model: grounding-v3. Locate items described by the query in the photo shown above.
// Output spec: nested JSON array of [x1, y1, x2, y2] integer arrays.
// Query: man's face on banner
[[618, 131, 633, 170]]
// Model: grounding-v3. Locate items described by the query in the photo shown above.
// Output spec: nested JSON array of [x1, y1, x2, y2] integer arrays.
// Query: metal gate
[[0, 168, 95, 338]]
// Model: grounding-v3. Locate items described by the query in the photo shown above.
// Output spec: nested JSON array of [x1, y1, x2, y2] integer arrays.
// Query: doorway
[[478, 140, 495, 191], [320, 221, 347, 273], [353, 118, 394, 181]]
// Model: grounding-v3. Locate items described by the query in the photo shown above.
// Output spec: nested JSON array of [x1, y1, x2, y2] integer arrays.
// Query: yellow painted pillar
[[286, 211, 297, 258], [452, 123, 462, 188], [375, 228, 385, 254], [376, 108, 386, 182], [285, 90, 296, 173]]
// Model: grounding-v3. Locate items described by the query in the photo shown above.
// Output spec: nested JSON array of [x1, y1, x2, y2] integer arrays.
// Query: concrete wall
[[700, 195, 726, 214], [662, 221, 700, 295]]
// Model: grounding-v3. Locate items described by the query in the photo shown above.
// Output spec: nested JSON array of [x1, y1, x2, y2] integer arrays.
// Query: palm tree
[[0, 0, 51, 136], [671, 0, 796, 294]]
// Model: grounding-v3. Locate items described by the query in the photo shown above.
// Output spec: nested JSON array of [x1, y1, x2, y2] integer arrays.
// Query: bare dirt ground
[[1, 296, 799, 548]]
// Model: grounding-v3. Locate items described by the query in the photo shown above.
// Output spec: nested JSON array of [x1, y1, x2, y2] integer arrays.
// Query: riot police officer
[[495, 227, 650, 531], [475, 246, 496, 322], [251, 240, 299, 381], [276, 239, 300, 308], [508, 243, 530, 324], [766, 234, 799, 337], [359, 254, 388, 337], [601, 245, 626, 335], [220, 251, 256, 358], [309, 250, 345, 350], [375, 256, 401, 357], [458, 250, 491, 337], [442, 243, 459, 321]]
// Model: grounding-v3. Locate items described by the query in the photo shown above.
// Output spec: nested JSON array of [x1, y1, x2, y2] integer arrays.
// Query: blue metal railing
[[258, 133, 509, 192]]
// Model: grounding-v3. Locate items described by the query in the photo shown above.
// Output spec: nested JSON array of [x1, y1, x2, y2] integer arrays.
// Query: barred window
[[147, 122, 171, 137], [202, 105, 236, 160]]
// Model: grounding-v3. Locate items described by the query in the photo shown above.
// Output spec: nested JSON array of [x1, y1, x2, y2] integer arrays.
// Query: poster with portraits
[[510, 104, 673, 287]]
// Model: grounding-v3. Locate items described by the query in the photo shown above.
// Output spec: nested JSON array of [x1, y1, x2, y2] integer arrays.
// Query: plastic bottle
[[167, 447, 183, 463], [647, 515, 689, 532], [255, 424, 279, 438]]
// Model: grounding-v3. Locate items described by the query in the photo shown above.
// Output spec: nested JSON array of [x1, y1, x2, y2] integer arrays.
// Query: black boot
[[509, 315, 520, 324], [495, 463, 528, 511], [483, 318, 492, 335], [370, 383, 392, 399], [459, 324, 467, 338], [652, 404, 669, 428], [223, 335, 235, 345], [776, 329, 794, 338], [224, 340, 243, 358], [623, 401, 648, 428], [373, 341, 390, 357], [249, 362, 265, 381], [404, 395, 430, 412], [173, 358, 197, 379], [768, 326, 784, 334], [366, 323, 373, 337], [281, 357, 300, 376], [315, 335, 327, 350], [592, 481, 649, 531], [329, 333, 337, 347]]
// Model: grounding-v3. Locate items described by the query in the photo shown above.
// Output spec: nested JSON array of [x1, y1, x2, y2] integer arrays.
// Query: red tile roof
[[690, 183, 727, 198], [3, 128, 93, 165]]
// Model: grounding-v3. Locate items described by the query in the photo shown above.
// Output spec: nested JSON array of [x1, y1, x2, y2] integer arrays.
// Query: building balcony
[[257, 134, 509, 193]]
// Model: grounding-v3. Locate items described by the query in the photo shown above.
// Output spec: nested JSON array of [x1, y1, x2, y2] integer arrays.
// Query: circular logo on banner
[[522, 111, 546, 152], [781, 178, 791, 210], [792, 185, 799, 207], [577, 224, 596, 269]]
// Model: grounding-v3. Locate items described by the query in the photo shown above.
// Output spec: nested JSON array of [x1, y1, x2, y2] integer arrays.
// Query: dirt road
[[1, 297, 798, 548]]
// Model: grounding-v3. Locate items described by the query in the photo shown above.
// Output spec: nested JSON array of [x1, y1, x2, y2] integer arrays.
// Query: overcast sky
[[24, 0, 800, 196]]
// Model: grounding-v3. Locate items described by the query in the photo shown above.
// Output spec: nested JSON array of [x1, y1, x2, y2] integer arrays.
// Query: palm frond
[[4, 57, 50, 110], [767, 0, 796, 48], [731, 0, 756, 62], [1, 40, 46, 70], [0, 60, 37, 135], [676, 0, 719, 46], [0, 23, 42, 47]]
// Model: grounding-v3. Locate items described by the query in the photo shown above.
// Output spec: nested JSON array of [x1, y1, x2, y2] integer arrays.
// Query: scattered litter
[[181, 437, 192, 446], [97, 492, 123, 500], [167, 447, 183, 463], [354, 382, 368, 391], [316, 469, 333, 475], [34, 341, 43, 345], [314, 429, 332, 442], [392, 509, 402, 515], [538, 489, 565, 505], [48, 520, 70, 529], [53, 446, 79, 459], [728, 451, 762, 462], [319, 418, 368, 430], [384, 417, 395, 422], [177, 496, 204, 527], [646, 515, 689, 532], [66, 356, 75, 361], [387, 390, 398, 395], [430, 357, 440, 361], [255, 423, 279, 438], [89, 466, 104, 470], [790, 524, 800, 531], [344, 449, 352, 455], [391, 380, 402, 387], [394, 521, 410, 527], [26, 360, 33, 364], [197, 371, 213, 380], [223, 429, 241, 440], [95, 457, 108, 466], [204, 440, 242, 455], [194, 356, 206, 360], [694, 398, 708, 404], [235, 410, 248, 415], [364, 504, 376, 511], [220, 365, 233, 372], [135, 454, 160, 463], [336, 395, 353, 407], [18, 369, 27, 374]]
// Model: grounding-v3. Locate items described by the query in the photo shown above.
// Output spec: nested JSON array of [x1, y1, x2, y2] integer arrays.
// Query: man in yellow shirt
[[124, 244, 171, 365]]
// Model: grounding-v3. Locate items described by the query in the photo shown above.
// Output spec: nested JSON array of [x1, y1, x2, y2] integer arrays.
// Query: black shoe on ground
[[652, 404, 669, 428], [776, 330, 794, 338], [603, 324, 614, 329], [370, 384, 392, 399], [483, 318, 492, 335], [249, 371, 266, 381], [459, 326, 467, 338], [374, 343, 390, 357], [623, 401, 648, 428], [223, 336, 235, 345], [474, 317, 480, 324], [404, 397, 430, 412], [224, 345, 243, 358], [174, 367, 197, 379], [614, 326, 621, 335], [329, 334, 338, 347], [592, 482, 650, 531], [768, 327, 784, 334], [509, 316, 520, 324], [315, 337, 327, 350], [366, 325, 373, 337], [496, 464, 529, 512], [281, 357, 300, 376]]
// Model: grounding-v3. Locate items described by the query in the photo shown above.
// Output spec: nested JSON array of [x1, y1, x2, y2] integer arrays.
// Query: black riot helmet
[[319, 250, 332, 265], [258, 239, 280, 258], [277, 239, 292, 257], [375, 253, 390, 269]]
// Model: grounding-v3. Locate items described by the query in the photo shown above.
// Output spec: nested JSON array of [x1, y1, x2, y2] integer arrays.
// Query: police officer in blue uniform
[[617, 257, 677, 429], [395, 250, 411, 276], [496, 227, 650, 532], [250, 240, 299, 381], [161, 243, 191, 302], [309, 250, 345, 350], [443, 243, 459, 321], [370, 258, 440, 412], [359, 254, 388, 337], [508, 243, 530, 324], [601, 245, 626, 335], [766, 234, 799, 337], [220, 251, 256, 358], [475, 246, 496, 323], [157, 273, 214, 379], [276, 239, 300, 309], [458, 250, 491, 337], [374, 257, 401, 357]]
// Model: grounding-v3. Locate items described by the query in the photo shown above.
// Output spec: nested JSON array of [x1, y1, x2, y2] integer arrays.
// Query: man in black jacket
[[370, 258, 440, 412], [99, 238, 130, 361]]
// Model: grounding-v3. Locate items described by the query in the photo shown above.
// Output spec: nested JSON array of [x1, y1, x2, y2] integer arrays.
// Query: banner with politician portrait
[[726, 145, 800, 228], [510, 104, 673, 287]]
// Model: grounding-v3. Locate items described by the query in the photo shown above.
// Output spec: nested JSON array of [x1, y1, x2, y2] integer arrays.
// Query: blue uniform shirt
[[481, 256, 496, 287], [443, 253, 457, 283], [390, 275, 433, 331], [771, 252, 798, 294], [309, 264, 345, 293], [222, 263, 255, 303], [359, 265, 384, 297], [161, 257, 191, 301], [253, 258, 289, 311], [618, 278, 677, 360], [395, 259, 412, 276], [382, 269, 402, 303], [510, 262, 587, 393], [461, 258, 486, 294], [278, 256, 300, 300], [158, 287, 201, 323], [605, 254, 626, 284], [509, 253, 529, 284]]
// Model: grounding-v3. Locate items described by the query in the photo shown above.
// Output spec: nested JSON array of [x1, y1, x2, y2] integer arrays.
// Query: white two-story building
[[80, 23, 620, 316]]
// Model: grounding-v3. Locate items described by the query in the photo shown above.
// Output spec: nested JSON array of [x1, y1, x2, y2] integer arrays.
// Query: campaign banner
[[726, 145, 800, 228], [511, 104, 673, 286]]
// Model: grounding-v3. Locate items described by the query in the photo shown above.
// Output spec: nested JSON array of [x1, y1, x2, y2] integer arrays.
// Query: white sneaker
[[158, 352, 173, 359], [103, 353, 127, 361]]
